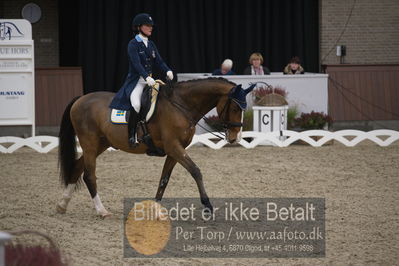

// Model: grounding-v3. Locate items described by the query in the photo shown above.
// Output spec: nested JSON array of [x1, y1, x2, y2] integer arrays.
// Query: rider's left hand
[[166, 71, 174, 81]]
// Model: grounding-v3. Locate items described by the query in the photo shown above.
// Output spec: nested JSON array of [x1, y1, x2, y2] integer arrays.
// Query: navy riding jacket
[[109, 35, 170, 110]]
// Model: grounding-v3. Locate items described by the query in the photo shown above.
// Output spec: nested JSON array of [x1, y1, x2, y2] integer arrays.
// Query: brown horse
[[56, 77, 254, 217]]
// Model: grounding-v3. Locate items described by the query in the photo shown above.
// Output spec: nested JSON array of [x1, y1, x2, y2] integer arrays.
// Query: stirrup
[[129, 136, 139, 148]]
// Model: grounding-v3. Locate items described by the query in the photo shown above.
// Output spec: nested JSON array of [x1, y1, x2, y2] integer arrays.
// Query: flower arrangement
[[294, 111, 332, 130], [253, 86, 287, 104]]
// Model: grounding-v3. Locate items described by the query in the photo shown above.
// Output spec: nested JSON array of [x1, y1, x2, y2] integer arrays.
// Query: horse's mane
[[159, 77, 236, 98], [176, 77, 236, 87]]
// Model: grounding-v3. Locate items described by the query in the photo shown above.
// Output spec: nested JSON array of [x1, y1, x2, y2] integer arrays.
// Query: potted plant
[[294, 111, 332, 130], [293, 111, 333, 145], [287, 105, 299, 130], [243, 110, 253, 131]]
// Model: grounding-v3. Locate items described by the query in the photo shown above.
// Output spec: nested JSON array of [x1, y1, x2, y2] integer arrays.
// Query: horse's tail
[[58, 96, 80, 187]]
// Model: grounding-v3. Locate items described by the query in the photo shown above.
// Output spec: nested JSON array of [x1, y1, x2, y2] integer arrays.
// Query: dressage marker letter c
[[262, 114, 270, 125]]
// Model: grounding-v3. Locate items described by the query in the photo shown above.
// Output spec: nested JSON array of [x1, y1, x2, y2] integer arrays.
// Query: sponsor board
[[0, 19, 35, 134]]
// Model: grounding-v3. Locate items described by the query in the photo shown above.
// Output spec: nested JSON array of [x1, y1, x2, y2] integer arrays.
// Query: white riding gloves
[[166, 70, 174, 81], [146, 76, 156, 87]]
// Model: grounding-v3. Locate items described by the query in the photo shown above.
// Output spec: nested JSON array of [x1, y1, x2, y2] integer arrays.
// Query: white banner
[[177, 73, 329, 114], [0, 19, 35, 135]]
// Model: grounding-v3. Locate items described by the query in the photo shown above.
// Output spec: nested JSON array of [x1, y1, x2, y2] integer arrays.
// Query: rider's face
[[140, 24, 153, 37]]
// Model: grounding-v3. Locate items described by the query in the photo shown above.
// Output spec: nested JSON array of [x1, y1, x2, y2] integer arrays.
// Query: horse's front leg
[[155, 155, 177, 201], [168, 145, 213, 212]]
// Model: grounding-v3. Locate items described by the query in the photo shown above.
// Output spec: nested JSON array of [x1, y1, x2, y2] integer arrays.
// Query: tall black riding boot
[[128, 109, 140, 148]]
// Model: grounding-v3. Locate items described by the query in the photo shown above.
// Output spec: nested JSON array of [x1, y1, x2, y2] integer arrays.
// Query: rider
[[109, 13, 173, 147]]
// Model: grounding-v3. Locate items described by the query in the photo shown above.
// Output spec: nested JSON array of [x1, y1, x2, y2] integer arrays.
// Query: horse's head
[[216, 84, 256, 144]]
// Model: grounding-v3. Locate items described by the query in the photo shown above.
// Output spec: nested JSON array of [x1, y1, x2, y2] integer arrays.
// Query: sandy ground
[[0, 142, 399, 266]]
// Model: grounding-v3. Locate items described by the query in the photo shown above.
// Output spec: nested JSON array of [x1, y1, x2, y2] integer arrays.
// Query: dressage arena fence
[[0, 130, 398, 153]]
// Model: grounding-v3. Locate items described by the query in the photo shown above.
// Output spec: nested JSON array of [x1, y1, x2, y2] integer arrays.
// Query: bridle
[[166, 90, 243, 140], [216, 97, 243, 130]]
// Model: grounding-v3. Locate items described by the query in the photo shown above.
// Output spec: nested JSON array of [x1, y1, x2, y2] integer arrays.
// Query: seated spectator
[[283, 56, 305, 74], [212, 59, 235, 75], [243, 53, 271, 75]]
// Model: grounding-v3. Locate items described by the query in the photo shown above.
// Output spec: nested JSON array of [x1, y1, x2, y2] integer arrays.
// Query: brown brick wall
[[320, 0, 399, 65], [1, 0, 59, 67]]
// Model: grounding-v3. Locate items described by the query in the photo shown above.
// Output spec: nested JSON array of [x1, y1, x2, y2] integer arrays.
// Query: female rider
[[109, 13, 173, 147]]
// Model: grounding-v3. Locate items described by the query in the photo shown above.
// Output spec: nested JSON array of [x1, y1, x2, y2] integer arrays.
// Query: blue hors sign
[[0, 19, 35, 135], [0, 22, 24, 40], [0, 20, 31, 40]]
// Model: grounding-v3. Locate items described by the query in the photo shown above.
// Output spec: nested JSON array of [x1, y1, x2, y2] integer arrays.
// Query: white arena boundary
[[189, 130, 399, 149], [0, 130, 398, 153]]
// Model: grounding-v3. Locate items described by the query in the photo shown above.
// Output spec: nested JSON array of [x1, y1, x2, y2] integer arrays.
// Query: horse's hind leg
[[81, 139, 111, 218], [56, 140, 109, 214], [56, 156, 84, 213]]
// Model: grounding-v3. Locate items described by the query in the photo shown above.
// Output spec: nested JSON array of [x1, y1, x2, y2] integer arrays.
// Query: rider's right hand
[[146, 77, 156, 87]]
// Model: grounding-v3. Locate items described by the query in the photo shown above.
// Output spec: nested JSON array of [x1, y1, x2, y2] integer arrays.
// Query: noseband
[[218, 98, 243, 130]]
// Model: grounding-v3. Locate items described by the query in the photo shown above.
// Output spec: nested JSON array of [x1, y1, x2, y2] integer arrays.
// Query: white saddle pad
[[110, 109, 128, 124], [110, 80, 164, 124]]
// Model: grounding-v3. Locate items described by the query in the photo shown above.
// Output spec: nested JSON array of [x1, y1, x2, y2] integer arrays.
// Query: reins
[[166, 97, 226, 140], [162, 84, 241, 140]]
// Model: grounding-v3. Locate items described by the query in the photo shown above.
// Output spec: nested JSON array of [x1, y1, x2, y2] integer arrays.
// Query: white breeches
[[130, 78, 146, 113]]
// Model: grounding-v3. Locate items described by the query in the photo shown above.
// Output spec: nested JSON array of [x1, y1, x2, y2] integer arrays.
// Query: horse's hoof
[[203, 205, 214, 216], [99, 211, 113, 219], [201, 198, 214, 215], [128, 139, 139, 149], [56, 204, 66, 214]]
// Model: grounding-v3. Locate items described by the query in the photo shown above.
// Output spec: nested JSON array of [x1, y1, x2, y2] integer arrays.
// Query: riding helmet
[[132, 13, 154, 27]]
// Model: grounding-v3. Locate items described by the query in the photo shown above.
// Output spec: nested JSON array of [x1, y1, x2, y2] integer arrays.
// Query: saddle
[[110, 80, 166, 157]]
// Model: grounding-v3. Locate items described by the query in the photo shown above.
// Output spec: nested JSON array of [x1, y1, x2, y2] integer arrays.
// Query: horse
[[56, 77, 255, 218]]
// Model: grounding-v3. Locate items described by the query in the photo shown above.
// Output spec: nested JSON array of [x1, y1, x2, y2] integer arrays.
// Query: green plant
[[294, 111, 332, 130], [287, 106, 299, 129], [243, 110, 253, 131]]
